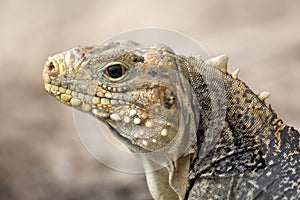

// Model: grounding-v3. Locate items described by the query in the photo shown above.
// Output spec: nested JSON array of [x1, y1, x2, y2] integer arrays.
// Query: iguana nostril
[[43, 61, 59, 83], [44, 61, 59, 77], [45, 61, 59, 77], [48, 62, 55, 72]]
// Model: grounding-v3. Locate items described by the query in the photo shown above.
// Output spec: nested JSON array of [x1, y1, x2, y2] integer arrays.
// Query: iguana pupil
[[104, 64, 126, 79]]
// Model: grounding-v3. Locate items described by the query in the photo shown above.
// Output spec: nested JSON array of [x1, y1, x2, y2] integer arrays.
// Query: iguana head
[[43, 40, 199, 157]]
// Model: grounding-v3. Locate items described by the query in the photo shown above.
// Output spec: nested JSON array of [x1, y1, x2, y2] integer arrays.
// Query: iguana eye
[[104, 62, 127, 79]]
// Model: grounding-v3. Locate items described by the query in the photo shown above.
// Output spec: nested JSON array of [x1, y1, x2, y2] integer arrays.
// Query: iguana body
[[43, 40, 299, 199]]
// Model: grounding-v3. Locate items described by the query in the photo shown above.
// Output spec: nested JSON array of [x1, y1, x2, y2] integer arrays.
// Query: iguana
[[42, 40, 299, 200]]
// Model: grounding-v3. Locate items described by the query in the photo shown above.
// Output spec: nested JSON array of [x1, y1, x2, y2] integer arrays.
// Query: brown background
[[0, 0, 299, 200]]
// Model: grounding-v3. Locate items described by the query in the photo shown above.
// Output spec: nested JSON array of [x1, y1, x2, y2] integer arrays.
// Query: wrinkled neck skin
[[180, 56, 299, 199], [182, 55, 275, 165]]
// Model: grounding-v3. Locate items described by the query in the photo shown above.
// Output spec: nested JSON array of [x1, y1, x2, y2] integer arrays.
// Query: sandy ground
[[0, 0, 299, 199]]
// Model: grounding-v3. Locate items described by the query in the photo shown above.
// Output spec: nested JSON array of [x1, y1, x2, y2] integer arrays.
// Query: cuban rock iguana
[[42, 40, 299, 200]]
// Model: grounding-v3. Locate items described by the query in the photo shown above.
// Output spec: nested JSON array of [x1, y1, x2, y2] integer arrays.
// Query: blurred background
[[0, 0, 299, 199]]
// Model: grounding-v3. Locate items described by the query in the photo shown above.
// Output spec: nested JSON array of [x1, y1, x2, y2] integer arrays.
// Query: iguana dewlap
[[42, 40, 299, 200]]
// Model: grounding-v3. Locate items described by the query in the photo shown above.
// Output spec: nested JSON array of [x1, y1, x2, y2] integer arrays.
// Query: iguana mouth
[[44, 83, 110, 107]]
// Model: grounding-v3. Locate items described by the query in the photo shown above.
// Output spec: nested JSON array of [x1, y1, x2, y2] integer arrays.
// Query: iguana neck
[[179, 55, 295, 177]]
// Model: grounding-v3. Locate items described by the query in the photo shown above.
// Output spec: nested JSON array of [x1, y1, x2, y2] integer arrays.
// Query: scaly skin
[[43, 40, 299, 200]]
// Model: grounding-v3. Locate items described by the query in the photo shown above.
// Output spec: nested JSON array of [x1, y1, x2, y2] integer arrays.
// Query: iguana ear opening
[[161, 88, 176, 109]]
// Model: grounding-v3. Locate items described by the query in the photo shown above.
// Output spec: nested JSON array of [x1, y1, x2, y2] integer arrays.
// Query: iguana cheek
[[94, 86, 180, 152]]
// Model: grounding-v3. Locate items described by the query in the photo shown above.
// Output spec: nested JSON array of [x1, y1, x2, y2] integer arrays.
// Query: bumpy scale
[[43, 40, 299, 200]]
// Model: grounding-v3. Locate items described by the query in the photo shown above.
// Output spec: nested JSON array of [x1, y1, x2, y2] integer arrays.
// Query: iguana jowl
[[42, 40, 299, 199]]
